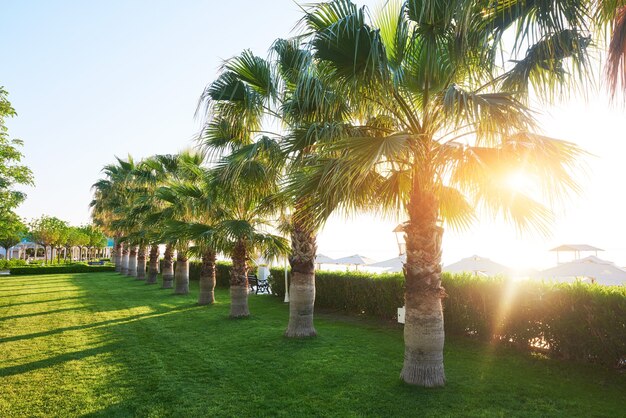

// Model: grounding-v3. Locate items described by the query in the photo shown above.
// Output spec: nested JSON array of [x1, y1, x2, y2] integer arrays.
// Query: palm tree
[[91, 156, 138, 273], [209, 168, 289, 318], [288, 0, 589, 387], [198, 43, 352, 335]]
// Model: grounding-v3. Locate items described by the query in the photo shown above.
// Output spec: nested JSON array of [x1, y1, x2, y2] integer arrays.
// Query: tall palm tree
[[151, 151, 207, 295], [91, 156, 138, 273], [288, 0, 589, 387], [198, 43, 352, 336]]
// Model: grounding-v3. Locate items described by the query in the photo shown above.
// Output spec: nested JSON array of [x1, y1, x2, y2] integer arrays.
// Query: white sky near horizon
[[2, 0, 626, 270]]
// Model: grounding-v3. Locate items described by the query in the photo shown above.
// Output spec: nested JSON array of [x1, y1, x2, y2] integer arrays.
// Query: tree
[[29, 216, 68, 264], [65, 226, 89, 262], [0, 213, 26, 260], [91, 156, 137, 273], [198, 44, 352, 336], [0, 87, 34, 230], [292, 0, 588, 386]]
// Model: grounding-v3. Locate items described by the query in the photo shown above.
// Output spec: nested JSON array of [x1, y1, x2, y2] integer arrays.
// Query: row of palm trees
[[91, 0, 625, 387]]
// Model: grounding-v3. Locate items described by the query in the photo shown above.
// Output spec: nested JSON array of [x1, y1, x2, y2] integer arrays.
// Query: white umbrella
[[443, 255, 512, 277], [315, 254, 336, 264], [369, 255, 406, 273], [334, 254, 376, 270], [539, 256, 626, 286]]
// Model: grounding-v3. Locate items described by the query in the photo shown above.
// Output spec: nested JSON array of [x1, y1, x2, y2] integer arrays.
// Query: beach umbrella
[[539, 256, 626, 286], [334, 254, 376, 270], [370, 255, 406, 273], [315, 254, 336, 264], [443, 255, 512, 277]]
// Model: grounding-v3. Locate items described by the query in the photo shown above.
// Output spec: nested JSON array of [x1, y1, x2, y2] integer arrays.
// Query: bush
[[10, 264, 115, 275], [269, 268, 626, 367], [0, 259, 27, 270]]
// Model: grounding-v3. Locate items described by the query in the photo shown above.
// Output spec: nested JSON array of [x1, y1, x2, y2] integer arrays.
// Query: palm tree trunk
[[198, 248, 217, 305], [127, 246, 138, 277], [114, 242, 122, 272], [229, 240, 249, 318], [399, 189, 446, 387], [161, 244, 174, 289], [121, 247, 129, 275], [136, 245, 147, 280], [146, 244, 159, 284], [285, 220, 317, 337], [174, 252, 189, 294]]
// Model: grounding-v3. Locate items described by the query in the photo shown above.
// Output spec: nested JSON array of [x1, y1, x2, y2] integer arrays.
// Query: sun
[[505, 170, 532, 192]]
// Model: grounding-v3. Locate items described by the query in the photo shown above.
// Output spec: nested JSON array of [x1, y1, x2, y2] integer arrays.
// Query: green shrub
[[269, 268, 626, 367], [10, 264, 115, 275], [0, 259, 27, 269]]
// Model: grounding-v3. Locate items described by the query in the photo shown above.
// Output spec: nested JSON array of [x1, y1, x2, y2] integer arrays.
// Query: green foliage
[[10, 264, 114, 275], [268, 269, 626, 367], [1, 272, 624, 417], [0, 258, 26, 269], [0, 87, 34, 224]]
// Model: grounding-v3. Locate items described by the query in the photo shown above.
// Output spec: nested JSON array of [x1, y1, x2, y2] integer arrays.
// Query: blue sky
[[2, 1, 626, 269]]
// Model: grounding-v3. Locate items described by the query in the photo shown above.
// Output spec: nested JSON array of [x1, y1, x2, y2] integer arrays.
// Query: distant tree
[[28, 216, 67, 264], [0, 87, 34, 228], [0, 213, 26, 260], [65, 226, 89, 262]]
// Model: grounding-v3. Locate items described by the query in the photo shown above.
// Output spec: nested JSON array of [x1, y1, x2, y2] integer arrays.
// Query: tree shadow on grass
[[0, 304, 202, 344], [0, 296, 86, 309], [0, 343, 121, 377], [0, 306, 86, 322], [0, 289, 83, 299]]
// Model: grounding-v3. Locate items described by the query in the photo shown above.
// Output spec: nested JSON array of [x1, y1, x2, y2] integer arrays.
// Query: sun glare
[[505, 171, 532, 192]]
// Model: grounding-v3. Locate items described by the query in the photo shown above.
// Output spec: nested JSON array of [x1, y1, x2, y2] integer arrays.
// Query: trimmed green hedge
[[10, 264, 115, 275], [268, 268, 626, 367]]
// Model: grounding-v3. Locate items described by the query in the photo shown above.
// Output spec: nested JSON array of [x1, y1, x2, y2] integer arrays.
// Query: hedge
[[10, 264, 115, 275], [268, 268, 626, 367]]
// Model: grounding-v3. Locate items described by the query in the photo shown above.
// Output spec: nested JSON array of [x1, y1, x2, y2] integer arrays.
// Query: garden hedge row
[[10, 264, 115, 275], [267, 268, 625, 367], [146, 260, 626, 367]]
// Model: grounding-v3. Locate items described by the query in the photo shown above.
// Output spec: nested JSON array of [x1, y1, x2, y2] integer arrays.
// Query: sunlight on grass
[[0, 272, 624, 417]]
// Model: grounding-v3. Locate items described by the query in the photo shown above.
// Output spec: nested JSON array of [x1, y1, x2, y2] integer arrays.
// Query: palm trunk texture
[[136, 245, 147, 280], [112, 239, 119, 271], [400, 190, 446, 387], [121, 247, 129, 275], [229, 240, 249, 318], [198, 248, 217, 305], [146, 245, 159, 285], [285, 223, 317, 338], [161, 244, 174, 289], [127, 246, 138, 277], [174, 253, 189, 295]]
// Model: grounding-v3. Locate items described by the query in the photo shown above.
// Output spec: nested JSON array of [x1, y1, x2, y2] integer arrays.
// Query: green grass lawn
[[0, 273, 624, 417]]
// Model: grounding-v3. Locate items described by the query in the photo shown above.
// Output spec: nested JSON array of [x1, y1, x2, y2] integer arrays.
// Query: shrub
[[0, 259, 27, 270], [269, 268, 626, 367], [10, 264, 115, 275]]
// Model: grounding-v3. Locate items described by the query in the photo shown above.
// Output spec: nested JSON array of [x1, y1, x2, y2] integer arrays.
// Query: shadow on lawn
[[0, 303, 202, 344], [0, 306, 85, 322], [0, 343, 120, 377], [0, 296, 86, 309]]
